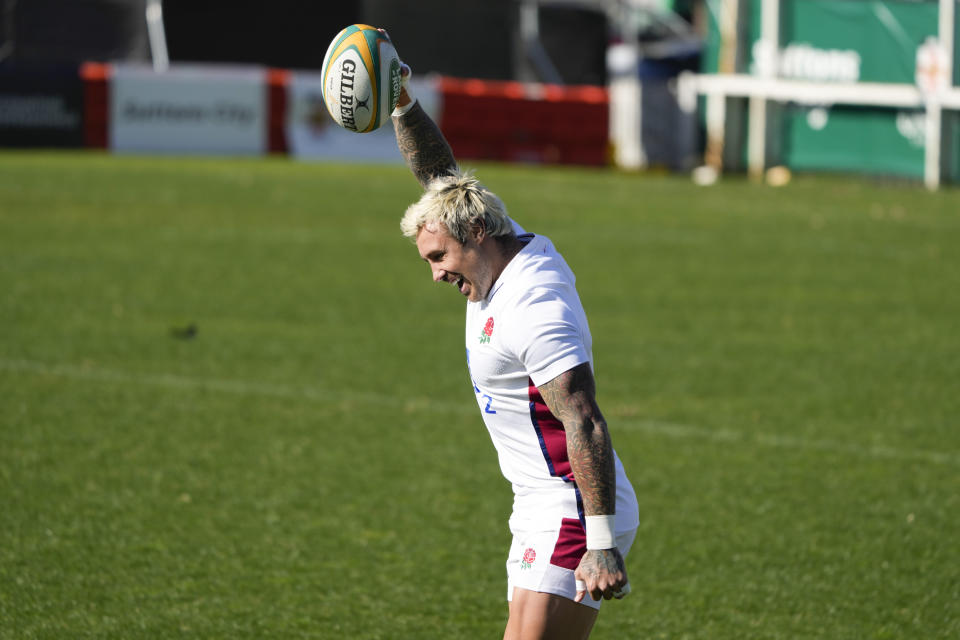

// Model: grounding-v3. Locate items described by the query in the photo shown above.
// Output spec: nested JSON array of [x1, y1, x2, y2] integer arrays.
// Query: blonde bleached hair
[[400, 170, 513, 244]]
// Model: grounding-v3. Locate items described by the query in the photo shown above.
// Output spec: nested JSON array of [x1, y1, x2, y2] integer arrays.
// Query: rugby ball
[[321, 24, 402, 133]]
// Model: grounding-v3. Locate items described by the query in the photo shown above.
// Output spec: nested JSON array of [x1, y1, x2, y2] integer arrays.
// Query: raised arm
[[391, 70, 458, 187], [536, 361, 629, 602]]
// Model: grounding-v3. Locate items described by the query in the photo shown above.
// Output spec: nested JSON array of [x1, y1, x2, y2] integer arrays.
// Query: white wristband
[[392, 65, 416, 117], [585, 515, 617, 550], [392, 97, 417, 117]]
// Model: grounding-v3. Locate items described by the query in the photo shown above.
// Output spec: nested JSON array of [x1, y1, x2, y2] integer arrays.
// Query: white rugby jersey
[[464, 229, 639, 532]]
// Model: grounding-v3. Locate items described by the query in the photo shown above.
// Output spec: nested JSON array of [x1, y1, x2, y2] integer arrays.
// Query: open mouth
[[444, 273, 468, 296]]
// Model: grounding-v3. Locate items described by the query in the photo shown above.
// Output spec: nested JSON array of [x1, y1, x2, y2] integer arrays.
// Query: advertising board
[[285, 73, 440, 162], [0, 66, 84, 147], [111, 65, 266, 154]]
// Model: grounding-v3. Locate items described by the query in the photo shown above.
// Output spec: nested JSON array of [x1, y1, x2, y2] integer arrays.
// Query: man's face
[[415, 223, 493, 302]]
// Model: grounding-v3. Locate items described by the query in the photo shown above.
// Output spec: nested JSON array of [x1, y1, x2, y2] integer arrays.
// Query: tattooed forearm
[[392, 101, 458, 187], [537, 362, 617, 516]]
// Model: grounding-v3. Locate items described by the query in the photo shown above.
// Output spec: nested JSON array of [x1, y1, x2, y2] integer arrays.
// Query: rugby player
[[392, 61, 640, 640]]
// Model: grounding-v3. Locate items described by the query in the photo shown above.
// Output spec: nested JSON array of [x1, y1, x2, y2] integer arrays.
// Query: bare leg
[[503, 587, 599, 640]]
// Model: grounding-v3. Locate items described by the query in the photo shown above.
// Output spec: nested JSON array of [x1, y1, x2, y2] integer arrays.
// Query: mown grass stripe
[[4, 357, 955, 467]]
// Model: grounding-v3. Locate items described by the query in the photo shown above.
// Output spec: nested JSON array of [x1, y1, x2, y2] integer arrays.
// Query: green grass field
[[1, 151, 958, 639]]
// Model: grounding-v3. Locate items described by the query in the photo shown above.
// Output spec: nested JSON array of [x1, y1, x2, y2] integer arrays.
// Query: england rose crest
[[520, 547, 536, 570], [479, 317, 494, 344]]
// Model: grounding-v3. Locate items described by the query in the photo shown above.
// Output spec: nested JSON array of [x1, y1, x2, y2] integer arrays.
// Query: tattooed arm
[[538, 362, 616, 515], [537, 361, 630, 602], [391, 77, 458, 187]]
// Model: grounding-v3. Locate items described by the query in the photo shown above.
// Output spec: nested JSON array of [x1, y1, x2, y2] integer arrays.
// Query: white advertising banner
[[286, 72, 442, 162], [111, 64, 266, 154]]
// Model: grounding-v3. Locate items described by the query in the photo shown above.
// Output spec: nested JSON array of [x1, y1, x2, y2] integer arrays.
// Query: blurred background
[[0, 0, 700, 80], [1, 0, 958, 187]]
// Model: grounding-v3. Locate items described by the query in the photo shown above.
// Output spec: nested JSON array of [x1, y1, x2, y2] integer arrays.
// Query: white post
[[705, 90, 727, 169], [747, 97, 767, 179], [145, 0, 169, 72], [940, 0, 955, 73], [608, 43, 645, 169], [749, 0, 780, 180], [704, 0, 741, 170], [925, 98, 942, 190], [923, 0, 954, 190]]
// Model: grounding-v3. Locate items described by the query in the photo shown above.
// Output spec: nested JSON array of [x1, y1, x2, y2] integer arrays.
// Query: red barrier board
[[267, 68, 290, 154], [438, 77, 610, 166], [72, 64, 609, 167], [80, 62, 110, 149]]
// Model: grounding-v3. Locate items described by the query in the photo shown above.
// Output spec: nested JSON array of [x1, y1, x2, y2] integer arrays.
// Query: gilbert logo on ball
[[321, 24, 401, 133]]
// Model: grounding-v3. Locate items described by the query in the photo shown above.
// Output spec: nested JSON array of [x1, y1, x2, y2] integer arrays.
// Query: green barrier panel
[[704, 0, 952, 80], [776, 1, 936, 178], [778, 1, 938, 84], [702, 0, 959, 182], [947, 111, 960, 182], [782, 105, 926, 178]]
